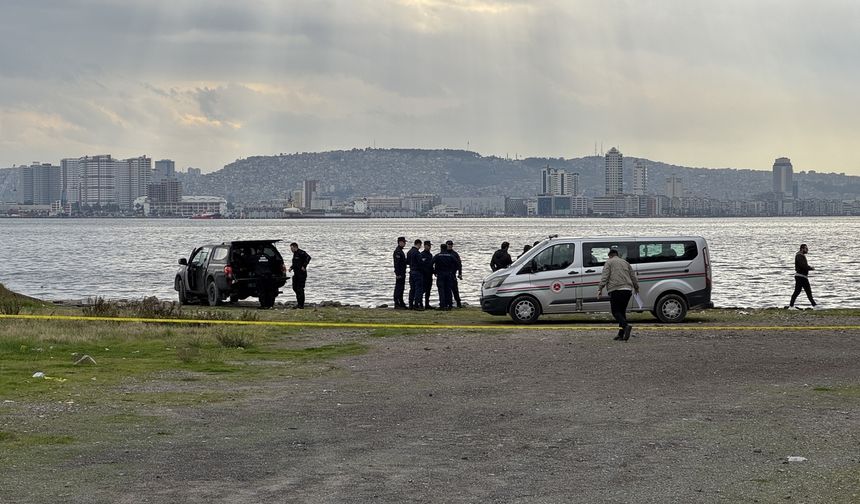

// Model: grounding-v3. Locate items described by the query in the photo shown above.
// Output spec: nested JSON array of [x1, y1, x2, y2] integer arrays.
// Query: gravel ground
[[4, 323, 860, 503]]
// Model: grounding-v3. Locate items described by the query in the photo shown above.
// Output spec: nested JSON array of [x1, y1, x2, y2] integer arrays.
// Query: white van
[[480, 236, 712, 323]]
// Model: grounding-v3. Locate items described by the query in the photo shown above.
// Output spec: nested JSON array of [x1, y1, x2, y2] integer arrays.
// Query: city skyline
[[1, 1, 859, 174]]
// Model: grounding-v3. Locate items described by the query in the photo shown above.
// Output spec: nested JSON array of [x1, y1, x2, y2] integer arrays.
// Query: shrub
[[176, 346, 200, 364], [82, 297, 120, 317], [0, 298, 22, 315], [215, 330, 254, 349]]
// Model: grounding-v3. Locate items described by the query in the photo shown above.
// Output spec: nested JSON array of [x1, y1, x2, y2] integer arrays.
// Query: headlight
[[484, 274, 509, 290]]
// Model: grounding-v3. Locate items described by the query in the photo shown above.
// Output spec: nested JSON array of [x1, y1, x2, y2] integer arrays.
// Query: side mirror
[[178, 258, 188, 266]]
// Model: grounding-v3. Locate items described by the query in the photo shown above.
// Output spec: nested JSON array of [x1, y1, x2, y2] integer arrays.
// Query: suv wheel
[[207, 280, 222, 307], [509, 295, 541, 324], [654, 293, 687, 323], [178, 278, 188, 305]]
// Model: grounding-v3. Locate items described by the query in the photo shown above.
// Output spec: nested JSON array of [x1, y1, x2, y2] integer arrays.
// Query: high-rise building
[[302, 179, 318, 210], [147, 178, 182, 204], [540, 166, 575, 196], [665, 175, 683, 199], [773, 157, 793, 197], [60, 158, 80, 205], [605, 147, 623, 196], [77, 155, 120, 207], [633, 161, 647, 195], [153, 159, 176, 183], [16, 163, 60, 205], [116, 156, 152, 209]]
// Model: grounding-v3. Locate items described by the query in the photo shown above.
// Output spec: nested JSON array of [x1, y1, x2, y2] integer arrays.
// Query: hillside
[[179, 149, 860, 202]]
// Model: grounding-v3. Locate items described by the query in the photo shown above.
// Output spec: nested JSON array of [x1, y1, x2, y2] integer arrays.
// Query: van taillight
[[703, 247, 712, 288], [224, 265, 233, 277]]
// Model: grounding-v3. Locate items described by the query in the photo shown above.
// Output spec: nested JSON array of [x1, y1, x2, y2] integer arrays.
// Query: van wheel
[[654, 294, 687, 323], [177, 278, 188, 305], [509, 295, 541, 324], [207, 280, 222, 307]]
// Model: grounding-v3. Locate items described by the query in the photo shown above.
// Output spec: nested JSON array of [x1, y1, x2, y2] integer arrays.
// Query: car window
[[191, 247, 211, 267], [211, 247, 229, 262], [638, 241, 697, 263], [583, 242, 633, 267], [532, 243, 575, 272]]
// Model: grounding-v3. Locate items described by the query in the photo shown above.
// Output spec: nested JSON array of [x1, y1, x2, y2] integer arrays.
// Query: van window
[[532, 243, 575, 272], [637, 241, 697, 263], [583, 242, 633, 267]]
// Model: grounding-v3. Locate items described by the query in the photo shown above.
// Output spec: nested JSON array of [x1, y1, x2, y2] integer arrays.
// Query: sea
[[1, 217, 856, 309]]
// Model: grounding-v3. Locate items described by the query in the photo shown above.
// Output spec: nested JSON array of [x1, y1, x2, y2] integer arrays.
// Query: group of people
[[393, 237, 463, 310]]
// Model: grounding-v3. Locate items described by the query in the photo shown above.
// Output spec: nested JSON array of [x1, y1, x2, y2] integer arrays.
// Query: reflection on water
[[1, 217, 855, 308]]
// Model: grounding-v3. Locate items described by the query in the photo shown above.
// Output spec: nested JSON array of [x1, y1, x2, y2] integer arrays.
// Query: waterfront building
[[302, 179, 318, 210], [504, 197, 528, 217], [77, 155, 120, 207], [665, 175, 683, 199], [60, 158, 80, 205], [605, 147, 623, 196], [16, 163, 60, 205], [593, 195, 626, 216], [633, 161, 647, 195], [540, 166, 573, 196], [116, 156, 151, 210], [147, 178, 182, 204], [365, 197, 403, 211], [153, 159, 175, 183], [441, 196, 505, 215], [141, 195, 226, 217], [571, 195, 589, 215], [773, 157, 793, 197]]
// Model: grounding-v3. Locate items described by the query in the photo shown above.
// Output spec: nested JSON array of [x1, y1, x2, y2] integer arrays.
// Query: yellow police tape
[[0, 313, 858, 331]]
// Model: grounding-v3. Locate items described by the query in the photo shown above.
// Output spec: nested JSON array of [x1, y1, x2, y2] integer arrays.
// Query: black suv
[[175, 240, 288, 308]]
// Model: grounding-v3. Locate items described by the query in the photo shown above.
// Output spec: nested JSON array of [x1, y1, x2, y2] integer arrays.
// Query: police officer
[[433, 243, 457, 310], [289, 242, 312, 309], [446, 240, 463, 308], [490, 241, 512, 271], [420, 240, 434, 309], [406, 239, 424, 310], [392, 237, 407, 309]]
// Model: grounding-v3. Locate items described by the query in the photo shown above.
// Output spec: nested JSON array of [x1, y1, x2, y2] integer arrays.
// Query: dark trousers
[[790, 276, 816, 306], [292, 274, 306, 308], [409, 272, 424, 308], [437, 274, 453, 308], [423, 274, 433, 307], [609, 290, 633, 330], [394, 275, 406, 307], [451, 276, 461, 307]]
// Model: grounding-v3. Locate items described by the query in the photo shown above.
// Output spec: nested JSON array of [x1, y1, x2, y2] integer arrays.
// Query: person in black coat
[[788, 243, 818, 309], [446, 240, 463, 308], [433, 243, 457, 310], [420, 240, 434, 308], [289, 242, 312, 309], [406, 239, 424, 310], [490, 241, 512, 271], [392, 237, 407, 308]]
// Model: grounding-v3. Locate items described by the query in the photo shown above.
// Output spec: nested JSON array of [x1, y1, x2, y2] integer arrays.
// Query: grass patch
[[0, 431, 75, 448], [811, 385, 860, 397]]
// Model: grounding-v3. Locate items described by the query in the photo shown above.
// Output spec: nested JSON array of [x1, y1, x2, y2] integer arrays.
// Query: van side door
[[526, 242, 578, 314], [189, 246, 212, 294], [579, 241, 636, 312]]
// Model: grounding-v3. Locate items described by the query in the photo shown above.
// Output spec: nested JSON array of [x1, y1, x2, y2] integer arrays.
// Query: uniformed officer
[[420, 240, 434, 309], [446, 240, 463, 308], [289, 242, 312, 309], [406, 239, 424, 310], [392, 237, 407, 309], [432, 243, 457, 310]]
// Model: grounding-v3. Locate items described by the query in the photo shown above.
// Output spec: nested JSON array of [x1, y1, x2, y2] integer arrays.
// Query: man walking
[[788, 243, 818, 309], [288, 242, 312, 309], [490, 241, 512, 271], [433, 243, 457, 310], [407, 239, 424, 310], [596, 249, 640, 341], [446, 240, 463, 308], [392, 237, 407, 309], [420, 240, 434, 309]]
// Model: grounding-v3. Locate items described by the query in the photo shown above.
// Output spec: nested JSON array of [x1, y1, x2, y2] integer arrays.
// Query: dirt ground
[[4, 322, 860, 503]]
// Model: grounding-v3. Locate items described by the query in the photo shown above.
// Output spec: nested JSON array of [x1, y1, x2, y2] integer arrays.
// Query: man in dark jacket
[[490, 241, 512, 271], [420, 240, 434, 309], [407, 239, 424, 310], [392, 237, 407, 309], [433, 243, 457, 310], [289, 242, 312, 309], [788, 243, 818, 309], [446, 240, 463, 308]]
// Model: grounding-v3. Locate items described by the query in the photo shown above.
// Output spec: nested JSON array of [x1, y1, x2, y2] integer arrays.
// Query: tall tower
[[302, 179, 318, 210], [633, 161, 647, 195], [772, 157, 793, 197], [605, 147, 623, 196]]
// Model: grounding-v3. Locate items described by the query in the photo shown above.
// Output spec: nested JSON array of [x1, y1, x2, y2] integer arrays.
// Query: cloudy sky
[[1, 0, 859, 174]]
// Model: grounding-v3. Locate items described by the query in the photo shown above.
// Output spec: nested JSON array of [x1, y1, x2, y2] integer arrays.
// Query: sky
[[1, 0, 859, 174]]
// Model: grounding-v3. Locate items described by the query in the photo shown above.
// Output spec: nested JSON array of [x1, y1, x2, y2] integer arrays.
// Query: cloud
[[0, 0, 859, 173]]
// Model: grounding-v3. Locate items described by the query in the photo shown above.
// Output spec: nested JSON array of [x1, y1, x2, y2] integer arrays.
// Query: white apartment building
[[116, 156, 151, 209], [633, 161, 647, 195], [605, 147, 623, 196]]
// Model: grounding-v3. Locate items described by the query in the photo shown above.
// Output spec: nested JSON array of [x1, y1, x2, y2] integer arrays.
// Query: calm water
[[1, 217, 856, 308]]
